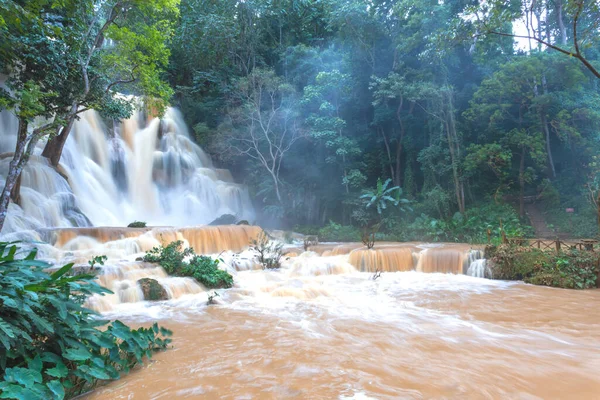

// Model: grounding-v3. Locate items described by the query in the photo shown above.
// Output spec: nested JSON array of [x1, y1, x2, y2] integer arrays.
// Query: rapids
[[3, 224, 592, 399], [79, 240, 600, 399]]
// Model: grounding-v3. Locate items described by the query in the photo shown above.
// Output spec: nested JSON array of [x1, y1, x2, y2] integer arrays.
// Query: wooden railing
[[503, 237, 598, 253]]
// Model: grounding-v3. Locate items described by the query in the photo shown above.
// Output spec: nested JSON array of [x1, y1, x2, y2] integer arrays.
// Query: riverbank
[[487, 244, 600, 289]]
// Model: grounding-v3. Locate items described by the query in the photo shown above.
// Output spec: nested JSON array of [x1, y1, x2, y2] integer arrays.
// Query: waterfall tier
[[0, 108, 255, 234]]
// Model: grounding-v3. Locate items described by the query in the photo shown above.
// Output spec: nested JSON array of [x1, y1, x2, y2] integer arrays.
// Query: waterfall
[[0, 108, 255, 234], [467, 259, 491, 278]]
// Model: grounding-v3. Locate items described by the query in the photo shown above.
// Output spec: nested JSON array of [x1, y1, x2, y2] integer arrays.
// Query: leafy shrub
[[293, 225, 320, 236], [405, 202, 533, 243], [186, 256, 233, 288], [143, 241, 233, 288], [318, 222, 361, 242], [490, 245, 550, 280], [490, 244, 598, 289], [250, 231, 283, 269], [127, 221, 147, 228], [0, 242, 172, 400], [538, 180, 561, 211], [525, 250, 598, 289]]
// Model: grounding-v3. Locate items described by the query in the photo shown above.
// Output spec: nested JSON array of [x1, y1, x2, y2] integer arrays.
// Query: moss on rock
[[138, 278, 168, 301]]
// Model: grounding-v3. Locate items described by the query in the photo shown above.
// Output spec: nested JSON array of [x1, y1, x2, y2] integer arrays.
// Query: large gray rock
[[137, 278, 168, 301], [209, 214, 238, 225]]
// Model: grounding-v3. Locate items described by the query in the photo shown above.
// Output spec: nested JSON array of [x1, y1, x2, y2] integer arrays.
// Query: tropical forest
[[1, 0, 600, 399]]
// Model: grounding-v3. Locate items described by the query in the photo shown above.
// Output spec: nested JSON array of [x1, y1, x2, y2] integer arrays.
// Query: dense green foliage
[[3, 0, 600, 239], [0, 242, 171, 399], [490, 245, 599, 289], [164, 0, 600, 239], [0, 0, 179, 232], [301, 202, 532, 244], [143, 241, 233, 288]]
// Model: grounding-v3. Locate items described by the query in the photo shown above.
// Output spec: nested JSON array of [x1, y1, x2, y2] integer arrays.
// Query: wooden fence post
[[597, 257, 600, 289]]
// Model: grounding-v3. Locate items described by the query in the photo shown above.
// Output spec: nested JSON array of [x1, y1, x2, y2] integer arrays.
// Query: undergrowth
[[490, 244, 599, 289], [0, 242, 172, 400], [249, 230, 283, 269]]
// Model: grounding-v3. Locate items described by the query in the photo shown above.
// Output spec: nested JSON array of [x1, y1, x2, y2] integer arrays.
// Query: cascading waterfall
[[0, 107, 255, 234], [43, 231, 490, 313], [1, 106, 494, 316]]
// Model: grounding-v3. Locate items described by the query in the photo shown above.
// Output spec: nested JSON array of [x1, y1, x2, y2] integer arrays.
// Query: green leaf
[[4, 367, 43, 387], [27, 355, 43, 374], [24, 248, 38, 261], [63, 347, 92, 361], [49, 263, 74, 281], [46, 380, 65, 400], [0, 319, 15, 339], [86, 365, 111, 380], [45, 362, 68, 378], [0, 383, 42, 400]]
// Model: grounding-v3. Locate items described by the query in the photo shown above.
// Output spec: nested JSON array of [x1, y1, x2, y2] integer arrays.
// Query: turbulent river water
[[76, 233, 600, 400], [1, 107, 599, 399], [22, 226, 591, 400]]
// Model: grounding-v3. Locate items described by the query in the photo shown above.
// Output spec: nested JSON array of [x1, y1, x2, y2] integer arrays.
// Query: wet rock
[[137, 278, 168, 301], [127, 221, 147, 228], [209, 214, 238, 225]]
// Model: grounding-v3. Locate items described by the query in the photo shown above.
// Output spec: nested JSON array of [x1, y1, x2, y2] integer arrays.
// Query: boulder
[[209, 214, 238, 225], [137, 278, 168, 301]]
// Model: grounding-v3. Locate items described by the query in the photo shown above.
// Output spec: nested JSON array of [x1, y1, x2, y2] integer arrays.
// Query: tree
[[353, 178, 411, 248], [370, 72, 418, 187], [41, 0, 178, 167], [0, 0, 178, 233], [464, 0, 600, 79], [302, 70, 364, 194], [414, 83, 467, 214], [215, 68, 304, 204]]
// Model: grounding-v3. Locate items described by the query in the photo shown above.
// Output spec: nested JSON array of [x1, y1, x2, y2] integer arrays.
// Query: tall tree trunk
[[10, 173, 22, 206], [555, 0, 567, 45], [541, 73, 556, 178], [379, 127, 395, 183], [42, 105, 77, 167], [270, 170, 282, 203], [0, 120, 29, 232], [541, 113, 556, 178], [519, 146, 526, 219], [444, 92, 465, 214], [395, 96, 405, 187], [394, 141, 402, 188], [1, 118, 57, 232]]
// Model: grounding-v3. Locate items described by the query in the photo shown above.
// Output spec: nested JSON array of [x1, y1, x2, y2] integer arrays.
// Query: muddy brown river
[[23, 227, 597, 399], [84, 268, 600, 399]]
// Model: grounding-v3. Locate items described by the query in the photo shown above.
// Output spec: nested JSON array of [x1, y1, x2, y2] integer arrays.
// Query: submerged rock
[[137, 278, 168, 301]]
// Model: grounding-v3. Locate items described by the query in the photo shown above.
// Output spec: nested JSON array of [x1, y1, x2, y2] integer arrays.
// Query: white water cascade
[[467, 258, 491, 278], [0, 108, 254, 235]]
